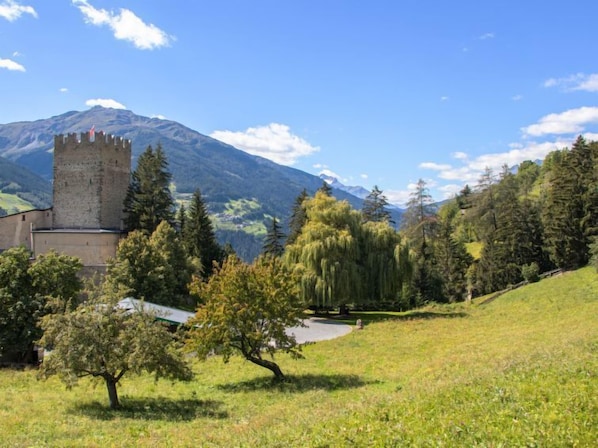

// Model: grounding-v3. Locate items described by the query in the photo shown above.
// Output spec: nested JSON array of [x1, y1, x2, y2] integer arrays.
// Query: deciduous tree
[[0, 247, 82, 363], [186, 255, 303, 381], [38, 287, 192, 409]]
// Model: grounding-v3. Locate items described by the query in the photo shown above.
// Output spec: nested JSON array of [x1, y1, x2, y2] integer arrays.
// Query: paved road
[[286, 318, 353, 344]]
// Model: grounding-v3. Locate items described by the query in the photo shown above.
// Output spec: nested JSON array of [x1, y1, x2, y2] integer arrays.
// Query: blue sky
[[1, 1, 598, 205]]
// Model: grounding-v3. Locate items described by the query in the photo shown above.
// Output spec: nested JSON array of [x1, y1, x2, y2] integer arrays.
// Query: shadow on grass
[[218, 373, 371, 393], [334, 310, 468, 325], [70, 397, 228, 421]]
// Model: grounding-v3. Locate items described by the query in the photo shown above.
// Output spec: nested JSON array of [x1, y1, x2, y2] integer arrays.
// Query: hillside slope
[[0, 267, 595, 446]]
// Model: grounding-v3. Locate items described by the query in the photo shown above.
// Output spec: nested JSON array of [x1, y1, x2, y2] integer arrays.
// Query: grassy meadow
[[1, 268, 597, 447]]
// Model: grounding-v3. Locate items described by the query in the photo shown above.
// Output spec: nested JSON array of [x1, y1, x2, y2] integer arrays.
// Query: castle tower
[[52, 132, 131, 230]]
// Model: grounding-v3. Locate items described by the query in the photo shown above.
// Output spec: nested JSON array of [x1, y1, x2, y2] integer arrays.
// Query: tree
[[285, 192, 363, 310], [0, 247, 82, 363], [182, 189, 222, 278], [123, 144, 175, 234], [262, 217, 285, 257], [38, 286, 192, 409], [401, 179, 440, 304], [542, 139, 590, 269], [318, 181, 333, 196], [434, 204, 473, 302], [401, 179, 437, 248], [362, 185, 393, 224], [106, 222, 196, 306], [286, 189, 309, 246], [186, 255, 304, 381]]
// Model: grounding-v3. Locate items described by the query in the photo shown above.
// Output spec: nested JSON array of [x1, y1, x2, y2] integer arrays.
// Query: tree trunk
[[247, 356, 285, 381], [104, 376, 120, 409]]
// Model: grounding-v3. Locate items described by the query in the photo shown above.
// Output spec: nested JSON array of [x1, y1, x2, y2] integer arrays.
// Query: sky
[[1, 0, 598, 206]]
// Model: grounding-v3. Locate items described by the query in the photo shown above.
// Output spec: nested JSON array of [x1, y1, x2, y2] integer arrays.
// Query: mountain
[[0, 107, 379, 259], [320, 174, 371, 199], [320, 173, 404, 215], [0, 157, 51, 213]]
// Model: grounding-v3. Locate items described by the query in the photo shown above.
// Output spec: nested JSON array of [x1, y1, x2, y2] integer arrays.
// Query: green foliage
[[262, 217, 285, 257], [521, 262, 540, 283], [542, 136, 598, 269], [361, 185, 393, 224], [285, 189, 308, 246], [286, 193, 411, 310], [123, 143, 175, 234], [0, 247, 82, 363], [182, 189, 223, 278], [38, 285, 192, 409], [285, 192, 363, 309], [186, 255, 303, 380], [106, 222, 197, 307]]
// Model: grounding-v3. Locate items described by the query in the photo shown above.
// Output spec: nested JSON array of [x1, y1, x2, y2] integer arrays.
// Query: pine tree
[[362, 185, 393, 224], [123, 144, 175, 234], [434, 205, 473, 302], [318, 181, 333, 196], [262, 217, 285, 257], [542, 139, 590, 269], [183, 189, 222, 278], [401, 179, 437, 248], [286, 189, 309, 246]]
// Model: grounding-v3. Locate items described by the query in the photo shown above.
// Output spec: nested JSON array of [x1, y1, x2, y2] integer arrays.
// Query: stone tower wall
[[52, 132, 131, 229]]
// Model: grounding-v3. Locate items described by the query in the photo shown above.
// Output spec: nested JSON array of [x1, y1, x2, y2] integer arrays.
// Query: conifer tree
[[262, 217, 285, 257], [362, 185, 393, 224], [434, 205, 473, 302], [542, 138, 593, 269], [286, 189, 309, 246], [123, 144, 175, 234], [318, 181, 333, 196], [183, 189, 222, 278]]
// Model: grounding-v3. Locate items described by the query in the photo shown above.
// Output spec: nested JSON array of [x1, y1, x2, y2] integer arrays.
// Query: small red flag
[[90, 125, 95, 138]]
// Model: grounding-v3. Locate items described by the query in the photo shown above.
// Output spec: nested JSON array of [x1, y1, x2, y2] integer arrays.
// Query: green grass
[[0, 192, 35, 214], [2, 268, 597, 446]]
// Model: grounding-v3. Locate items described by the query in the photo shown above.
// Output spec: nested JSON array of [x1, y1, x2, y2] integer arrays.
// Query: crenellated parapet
[[54, 131, 131, 152]]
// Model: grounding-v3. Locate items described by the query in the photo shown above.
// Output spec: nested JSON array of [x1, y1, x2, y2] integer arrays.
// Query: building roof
[[117, 297, 195, 326]]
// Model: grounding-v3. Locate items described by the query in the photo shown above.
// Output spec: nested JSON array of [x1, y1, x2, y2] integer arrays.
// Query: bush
[[521, 262, 540, 283]]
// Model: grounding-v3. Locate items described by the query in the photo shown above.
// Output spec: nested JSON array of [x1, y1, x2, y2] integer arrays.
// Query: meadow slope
[[1, 268, 596, 446]]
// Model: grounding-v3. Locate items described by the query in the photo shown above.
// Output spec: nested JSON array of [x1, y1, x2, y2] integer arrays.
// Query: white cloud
[[512, 94, 523, 101], [318, 168, 343, 181], [543, 73, 598, 92], [151, 114, 166, 120], [385, 189, 412, 207], [438, 184, 463, 199], [0, 0, 36, 21], [85, 98, 126, 109], [211, 123, 320, 165], [440, 96, 449, 101], [419, 139, 570, 190], [360, 173, 368, 180], [59, 87, 68, 93], [0, 58, 25, 71], [72, 0, 173, 50], [419, 162, 451, 171], [452, 151, 468, 160], [479, 32, 494, 40], [522, 106, 598, 137]]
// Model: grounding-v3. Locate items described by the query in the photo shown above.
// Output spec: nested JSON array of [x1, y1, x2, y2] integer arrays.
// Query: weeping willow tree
[[285, 192, 412, 310], [285, 192, 361, 310], [360, 221, 412, 308]]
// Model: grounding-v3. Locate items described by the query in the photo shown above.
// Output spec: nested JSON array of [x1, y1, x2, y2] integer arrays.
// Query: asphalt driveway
[[286, 318, 353, 344]]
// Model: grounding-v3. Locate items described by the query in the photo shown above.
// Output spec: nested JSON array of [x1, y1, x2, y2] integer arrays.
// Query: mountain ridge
[[0, 107, 402, 259]]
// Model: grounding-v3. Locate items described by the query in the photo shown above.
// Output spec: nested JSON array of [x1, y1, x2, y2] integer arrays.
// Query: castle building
[[0, 131, 131, 269]]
